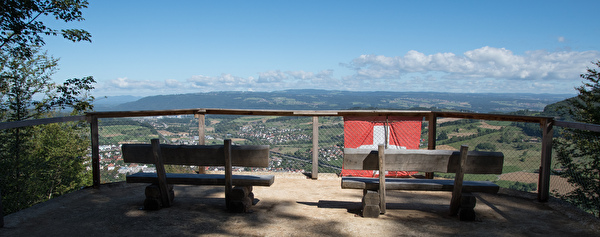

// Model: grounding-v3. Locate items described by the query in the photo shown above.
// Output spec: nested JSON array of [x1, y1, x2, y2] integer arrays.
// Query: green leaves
[[61, 29, 91, 43], [0, 0, 91, 58], [554, 61, 600, 217]]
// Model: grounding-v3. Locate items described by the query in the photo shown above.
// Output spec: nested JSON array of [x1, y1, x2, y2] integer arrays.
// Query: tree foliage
[[0, 0, 91, 58], [0, 1, 94, 215], [0, 49, 95, 214], [475, 142, 496, 151], [554, 61, 600, 218]]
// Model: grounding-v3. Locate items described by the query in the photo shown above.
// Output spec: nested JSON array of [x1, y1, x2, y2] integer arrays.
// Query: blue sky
[[43, 0, 600, 97]]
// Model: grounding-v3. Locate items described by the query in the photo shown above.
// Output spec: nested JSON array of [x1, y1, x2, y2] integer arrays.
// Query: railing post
[[378, 144, 386, 214], [538, 118, 554, 202], [1, 188, 4, 228], [426, 113, 437, 179], [195, 113, 206, 174], [89, 115, 101, 189], [312, 116, 319, 179]]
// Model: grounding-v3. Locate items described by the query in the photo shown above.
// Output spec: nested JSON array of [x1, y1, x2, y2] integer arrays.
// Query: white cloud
[[108, 77, 163, 89], [347, 46, 600, 83], [99, 46, 597, 96], [558, 36, 565, 42], [165, 79, 182, 88], [187, 74, 257, 90], [258, 70, 288, 83], [286, 70, 314, 80]]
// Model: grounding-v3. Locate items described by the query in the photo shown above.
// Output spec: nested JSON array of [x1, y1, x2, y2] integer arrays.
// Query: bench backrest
[[343, 148, 504, 174], [122, 143, 270, 167]]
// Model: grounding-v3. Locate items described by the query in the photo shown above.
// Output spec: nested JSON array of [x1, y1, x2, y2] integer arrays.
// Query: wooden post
[[378, 144, 386, 214], [1, 188, 4, 228], [312, 116, 319, 179], [89, 115, 101, 188], [538, 118, 554, 202], [151, 139, 171, 207], [426, 113, 437, 179], [195, 113, 206, 174], [449, 145, 468, 216], [224, 139, 233, 210]]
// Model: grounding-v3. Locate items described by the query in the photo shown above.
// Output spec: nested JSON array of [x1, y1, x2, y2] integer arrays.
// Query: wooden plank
[[1, 188, 4, 228], [555, 120, 600, 132], [433, 111, 548, 123], [337, 110, 432, 117], [90, 115, 101, 188], [195, 113, 206, 174], [126, 173, 275, 186], [86, 109, 552, 122], [341, 177, 499, 193], [449, 145, 468, 216], [312, 116, 319, 179], [539, 119, 554, 202], [378, 144, 386, 214], [152, 139, 171, 207], [122, 143, 270, 167], [293, 111, 338, 116], [87, 109, 205, 118], [426, 113, 437, 179], [343, 148, 503, 174], [0, 115, 86, 130]]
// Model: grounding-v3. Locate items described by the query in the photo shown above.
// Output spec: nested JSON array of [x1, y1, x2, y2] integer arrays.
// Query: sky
[[42, 0, 600, 97]]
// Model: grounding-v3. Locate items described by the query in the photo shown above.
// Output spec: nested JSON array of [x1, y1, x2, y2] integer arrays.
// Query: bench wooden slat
[[122, 143, 270, 167], [127, 173, 275, 186], [343, 148, 504, 174], [341, 177, 499, 193]]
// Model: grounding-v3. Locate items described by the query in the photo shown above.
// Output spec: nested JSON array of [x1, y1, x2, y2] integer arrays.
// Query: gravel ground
[[2, 173, 600, 237]]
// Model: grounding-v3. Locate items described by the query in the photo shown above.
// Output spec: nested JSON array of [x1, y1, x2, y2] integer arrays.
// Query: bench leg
[[362, 189, 380, 218], [458, 192, 477, 221], [143, 184, 174, 210], [227, 186, 254, 213]]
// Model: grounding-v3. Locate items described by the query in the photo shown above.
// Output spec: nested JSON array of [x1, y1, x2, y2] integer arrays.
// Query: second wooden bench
[[342, 145, 504, 220]]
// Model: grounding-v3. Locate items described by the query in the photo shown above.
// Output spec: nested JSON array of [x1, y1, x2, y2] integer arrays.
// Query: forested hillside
[[103, 90, 572, 113]]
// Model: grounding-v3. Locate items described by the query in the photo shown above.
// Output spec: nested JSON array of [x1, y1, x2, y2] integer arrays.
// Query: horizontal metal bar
[[555, 120, 600, 132], [0, 116, 86, 130]]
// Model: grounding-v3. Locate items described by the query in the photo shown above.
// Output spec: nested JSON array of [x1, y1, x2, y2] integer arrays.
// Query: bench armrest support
[[152, 139, 172, 207], [449, 145, 468, 216]]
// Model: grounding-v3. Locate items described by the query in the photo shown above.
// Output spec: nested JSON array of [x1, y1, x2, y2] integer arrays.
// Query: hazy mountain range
[[94, 89, 574, 113]]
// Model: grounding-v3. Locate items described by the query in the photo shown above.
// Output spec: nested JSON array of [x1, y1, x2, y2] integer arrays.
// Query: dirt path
[[2, 173, 599, 236]]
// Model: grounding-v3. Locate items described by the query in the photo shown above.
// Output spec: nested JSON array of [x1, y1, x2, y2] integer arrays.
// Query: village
[[94, 116, 333, 182]]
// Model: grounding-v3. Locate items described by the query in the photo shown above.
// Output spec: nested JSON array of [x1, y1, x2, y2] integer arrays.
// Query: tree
[[0, 48, 94, 121], [475, 142, 496, 152], [0, 0, 91, 58], [554, 61, 600, 217], [0, 0, 94, 215], [0, 49, 95, 214], [437, 131, 448, 140]]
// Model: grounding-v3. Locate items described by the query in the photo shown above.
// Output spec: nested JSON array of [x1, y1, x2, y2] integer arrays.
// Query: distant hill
[[93, 95, 142, 111], [543, 96, 579, 121], [102, 89, 573, 113]]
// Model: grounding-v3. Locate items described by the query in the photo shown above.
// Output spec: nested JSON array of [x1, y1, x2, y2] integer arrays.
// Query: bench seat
[[341, 177, 499, 193], [127, 173, 275, 187]]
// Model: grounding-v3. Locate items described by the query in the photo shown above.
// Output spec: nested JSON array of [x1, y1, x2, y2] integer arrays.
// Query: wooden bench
[[342, 145, 504, 220], [122, 139, 274, 212]]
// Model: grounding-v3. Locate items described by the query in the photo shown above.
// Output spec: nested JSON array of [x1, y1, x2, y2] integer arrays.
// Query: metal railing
[[86, 109, 556, 201], [6, 108, 598, 225]]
